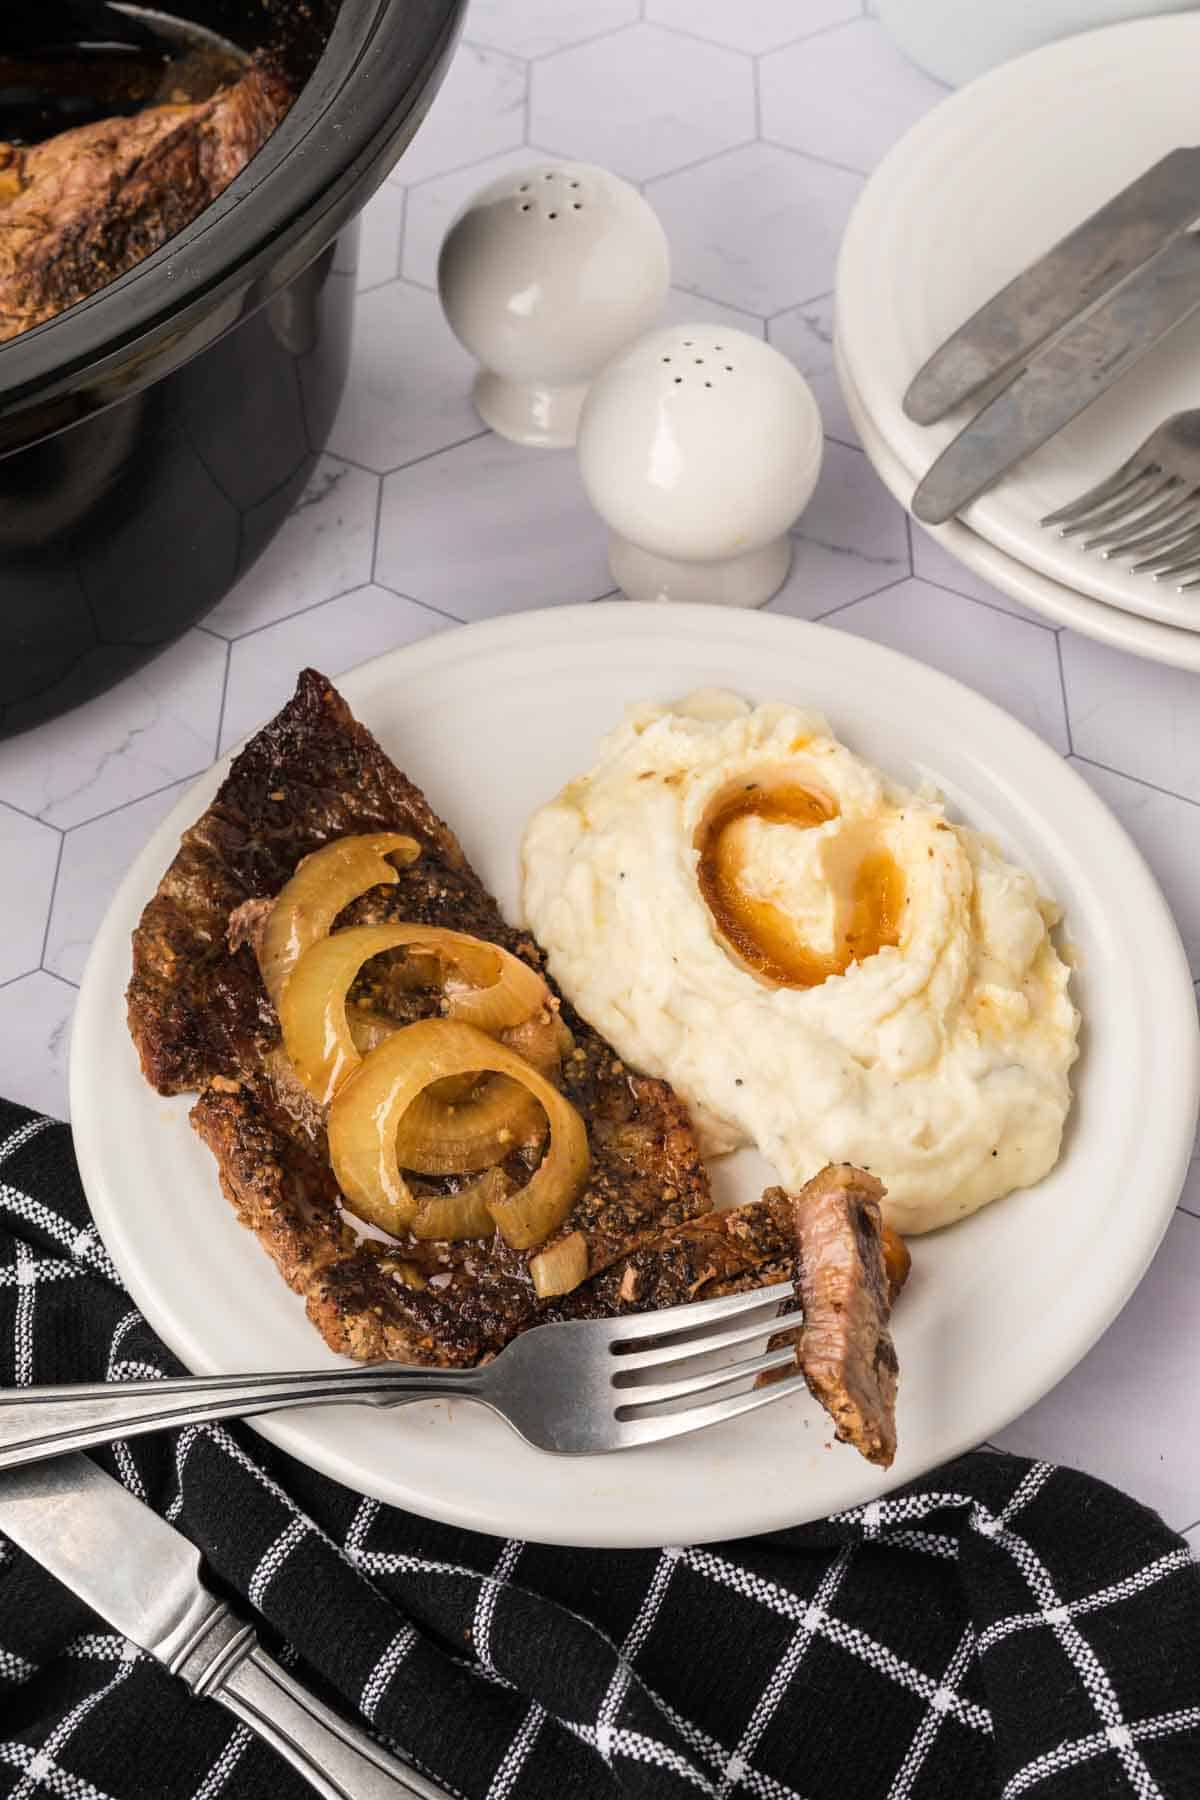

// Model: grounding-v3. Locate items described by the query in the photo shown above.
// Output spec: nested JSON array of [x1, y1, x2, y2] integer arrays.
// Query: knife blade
[[0, 1453, 449, 1800], [903, 146, 1200, 426], [910, 230, 1200, 525]]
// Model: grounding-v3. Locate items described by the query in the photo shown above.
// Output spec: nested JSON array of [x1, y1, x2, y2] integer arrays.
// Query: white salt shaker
[[438, 162, 670, 449], [577, 324, 823, 607]]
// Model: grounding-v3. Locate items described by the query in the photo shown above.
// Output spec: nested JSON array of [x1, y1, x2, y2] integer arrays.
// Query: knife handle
[[215, 1644, 452, 1800]]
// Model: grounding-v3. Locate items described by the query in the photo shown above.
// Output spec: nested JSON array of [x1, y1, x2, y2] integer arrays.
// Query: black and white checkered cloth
[[2, 1098, 1199, 1800]]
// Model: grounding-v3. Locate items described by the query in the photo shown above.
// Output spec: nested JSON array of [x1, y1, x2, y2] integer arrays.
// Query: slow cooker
[[0, 0, 464, 736]]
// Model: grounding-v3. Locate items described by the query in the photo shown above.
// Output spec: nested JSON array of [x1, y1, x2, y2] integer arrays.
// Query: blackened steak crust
[[128, 668, 477, 1096], [129, 669, 712, 1317]]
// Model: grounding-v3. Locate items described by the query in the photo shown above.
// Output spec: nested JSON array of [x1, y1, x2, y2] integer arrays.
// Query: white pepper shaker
[[437, 162, 670, 449], [577, 324, 823, 607]]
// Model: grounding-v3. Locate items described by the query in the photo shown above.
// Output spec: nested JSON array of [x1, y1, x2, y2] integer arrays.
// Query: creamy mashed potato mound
[[521, 692, 1079, 1234]]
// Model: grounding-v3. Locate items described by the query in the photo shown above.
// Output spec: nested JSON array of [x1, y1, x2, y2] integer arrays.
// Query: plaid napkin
[[2, 1098, 1199, 1800]]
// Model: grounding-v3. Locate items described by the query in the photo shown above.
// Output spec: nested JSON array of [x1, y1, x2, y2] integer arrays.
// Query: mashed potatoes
[[521, 692, 1079, 1234]]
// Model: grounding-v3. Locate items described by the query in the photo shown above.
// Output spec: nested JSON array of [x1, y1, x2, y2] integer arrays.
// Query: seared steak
[[130, 669, 713, 1292], [0, 67, 292, 342], [128, 669, 905, 1461]]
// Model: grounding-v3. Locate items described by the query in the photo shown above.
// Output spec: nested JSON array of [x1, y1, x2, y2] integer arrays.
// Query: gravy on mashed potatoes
[[521, 691, 1079, 1235]]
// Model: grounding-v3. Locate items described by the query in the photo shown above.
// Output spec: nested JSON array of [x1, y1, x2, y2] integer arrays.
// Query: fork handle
[[0, 1367, 483, 1471]]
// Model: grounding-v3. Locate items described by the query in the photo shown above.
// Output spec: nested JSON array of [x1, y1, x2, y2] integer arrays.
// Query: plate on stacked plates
[[836, 13, 1200, 669]]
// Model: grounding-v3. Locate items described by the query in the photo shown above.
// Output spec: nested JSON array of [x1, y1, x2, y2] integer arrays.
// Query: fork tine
[[1056, 469, 1169, 538], [1179, 573, 1200, 591], [1082, 486, 1188, 552], [605, 1279, 794, 1345], [1099, 512, 1200, 561], [613, 1369, 813, 1448], [1132, 526, 1200, 574], [613, 1311, 795, 1373], [1165, 558, 1200, 586], [614, 1345, 798, 1413], [1040, 456, 1141, 527], [1100, 505, 1200, 561]]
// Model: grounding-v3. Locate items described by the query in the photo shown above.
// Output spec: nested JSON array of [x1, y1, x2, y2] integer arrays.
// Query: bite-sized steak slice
[[130, 668, 711, 1292], [792, 1165, 900, 1468], [0, 69, 292, 342]]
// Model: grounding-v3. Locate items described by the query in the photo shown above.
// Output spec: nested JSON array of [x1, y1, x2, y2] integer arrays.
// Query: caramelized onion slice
[[394, 1077, 546, 1174], [410, 1169, 511, 1242], [281, 923, 551, 1103], [328, 1019, 590, 1249], [261, 833, 419, 1006]]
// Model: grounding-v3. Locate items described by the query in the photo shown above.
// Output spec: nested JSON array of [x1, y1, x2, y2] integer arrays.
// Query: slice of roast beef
[[129, 669, 713, 1293], [0, 67, 292, 341]]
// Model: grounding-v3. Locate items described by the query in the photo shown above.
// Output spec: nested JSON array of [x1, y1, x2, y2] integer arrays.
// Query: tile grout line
[[766, 287, 835, 322], [639, 135, 765, 192], [374, 427, 493, 483], [526, 19, 643, 64], [0, 795, 63, 830], [213, 640, 233, 763], [1069, 753, 1200, 813], [61, 773, 205, 835], [223, 582, 376, 648], [40, 968, 79, 994], [369, 470, 386, 587], [369, 580, 469, 629], [36, 834, 66, 973], [1054, 634, 1074, 755], [756, 136, 868, 182], [911, 572, 1060, 633], [804, 571, 914, 625]]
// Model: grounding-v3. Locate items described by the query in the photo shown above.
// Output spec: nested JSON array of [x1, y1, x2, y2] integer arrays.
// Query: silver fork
[[0, 1282, 803, 1467], [1040, 409, 1200, 588]]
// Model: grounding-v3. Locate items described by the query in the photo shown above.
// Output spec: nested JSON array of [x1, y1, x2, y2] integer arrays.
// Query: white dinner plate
[[71, 605, 1199, 1546], [835, 338, 1200, 674], [837, 13, 1200, 638]]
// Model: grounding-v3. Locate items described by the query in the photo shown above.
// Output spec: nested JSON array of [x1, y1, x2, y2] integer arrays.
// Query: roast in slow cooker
[[0, 0, 463, 738], [0, 6, 296, 340]]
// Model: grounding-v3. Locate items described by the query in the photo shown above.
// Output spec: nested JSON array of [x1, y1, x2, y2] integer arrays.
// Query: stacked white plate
[[836, 13, 1200, 672]]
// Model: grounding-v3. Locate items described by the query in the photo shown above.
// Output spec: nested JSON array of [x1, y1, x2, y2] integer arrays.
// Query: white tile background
[[3, 0, 1199, 1530]]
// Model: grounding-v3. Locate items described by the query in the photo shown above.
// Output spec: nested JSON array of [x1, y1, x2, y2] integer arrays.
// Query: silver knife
[[903, 146, 1200, 425], [0, 1453, 450, 1800], [911, 230, 1200, 525]]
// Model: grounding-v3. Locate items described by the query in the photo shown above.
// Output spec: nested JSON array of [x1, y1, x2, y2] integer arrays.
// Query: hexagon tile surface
[[4, 0, 1200, 1531]]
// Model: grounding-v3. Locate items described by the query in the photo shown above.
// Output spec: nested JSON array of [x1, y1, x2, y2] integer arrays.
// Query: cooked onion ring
[[410, 1169, 511, 1242], [280, 923, 549, 1104], [329, 1018, 590, 1247], [394, 1078, 545, 1174], [261, 833, 419, 1006]]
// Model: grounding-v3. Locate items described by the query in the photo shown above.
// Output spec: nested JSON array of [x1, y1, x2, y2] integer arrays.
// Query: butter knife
[[903, 146, 1200, 425], [910, 230, 1200, 525], [0, 1453, 449, 1800]]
